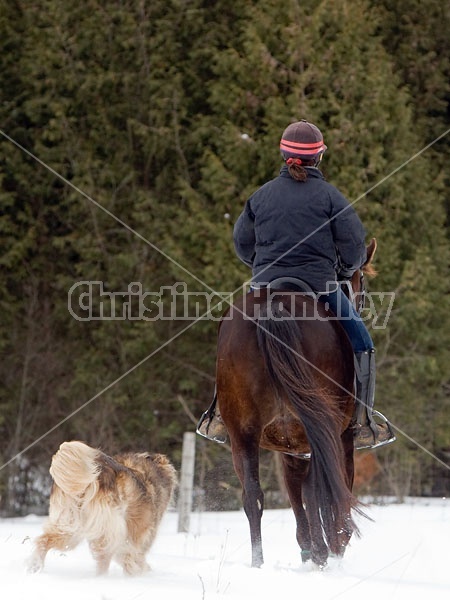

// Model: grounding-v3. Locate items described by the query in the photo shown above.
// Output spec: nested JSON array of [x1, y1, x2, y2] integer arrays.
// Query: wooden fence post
[[177, 431, 196, 533]]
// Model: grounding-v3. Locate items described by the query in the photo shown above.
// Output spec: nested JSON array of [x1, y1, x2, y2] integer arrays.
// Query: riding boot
[[353, 350, 396, 450], [196, 388, 228, 444]]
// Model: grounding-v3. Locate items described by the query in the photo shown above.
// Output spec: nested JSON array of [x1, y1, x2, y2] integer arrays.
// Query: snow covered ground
[[1, 497, 448, 600]]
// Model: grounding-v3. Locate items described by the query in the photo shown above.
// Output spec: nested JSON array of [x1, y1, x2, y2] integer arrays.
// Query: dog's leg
[[116, 548, 150, 576], [28, 531, 79, 573], [89, 538, 113, 575], [28, 533, 51, 573], [121, 508, 153, 575]]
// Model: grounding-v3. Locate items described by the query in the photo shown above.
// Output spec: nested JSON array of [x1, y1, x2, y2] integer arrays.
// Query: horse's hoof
[[301, 549, 312, 563], [311, 551, 328, 570], [251, 557, 264, 568]]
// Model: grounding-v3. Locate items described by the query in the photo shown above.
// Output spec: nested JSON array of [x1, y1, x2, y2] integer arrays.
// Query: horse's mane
[[363, 262, 377, 278], [362, 237, 377, 278]]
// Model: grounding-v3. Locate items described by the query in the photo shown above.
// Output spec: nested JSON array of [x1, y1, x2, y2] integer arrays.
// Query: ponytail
[[286, 157, 315, 182]]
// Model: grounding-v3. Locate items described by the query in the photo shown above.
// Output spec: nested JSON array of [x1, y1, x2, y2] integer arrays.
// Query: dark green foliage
[[0, 0, 448, 514]]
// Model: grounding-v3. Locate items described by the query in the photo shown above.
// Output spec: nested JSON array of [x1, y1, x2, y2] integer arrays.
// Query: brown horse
[[215, 241, 376, 568]]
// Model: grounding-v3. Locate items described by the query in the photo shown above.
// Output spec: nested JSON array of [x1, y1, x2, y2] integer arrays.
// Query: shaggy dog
[[29, 441, 177, 576]]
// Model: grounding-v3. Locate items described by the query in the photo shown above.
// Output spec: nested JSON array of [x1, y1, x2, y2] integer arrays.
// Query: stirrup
[[196, 411, 228, 444], [354, 411, 396, 450]]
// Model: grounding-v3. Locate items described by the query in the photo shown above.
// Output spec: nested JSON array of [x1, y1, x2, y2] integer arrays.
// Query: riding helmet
[[280, 119, 327, 161]]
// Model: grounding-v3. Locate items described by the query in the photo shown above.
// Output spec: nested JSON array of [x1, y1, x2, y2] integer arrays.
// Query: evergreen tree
[[0, 0, 448, 513]]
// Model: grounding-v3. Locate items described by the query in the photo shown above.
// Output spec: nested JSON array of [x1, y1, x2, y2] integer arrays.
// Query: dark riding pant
[[318, 287, 373, 353]]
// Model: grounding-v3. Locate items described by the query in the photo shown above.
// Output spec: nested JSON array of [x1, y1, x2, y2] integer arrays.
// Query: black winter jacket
[[233, 165, 367, 292]]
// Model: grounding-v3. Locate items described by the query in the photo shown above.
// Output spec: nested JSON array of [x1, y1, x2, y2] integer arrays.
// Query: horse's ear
[[364, 237, 377, 277]]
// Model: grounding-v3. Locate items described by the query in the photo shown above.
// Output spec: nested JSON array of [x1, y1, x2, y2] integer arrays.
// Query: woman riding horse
[[198, 119, 395, 449]]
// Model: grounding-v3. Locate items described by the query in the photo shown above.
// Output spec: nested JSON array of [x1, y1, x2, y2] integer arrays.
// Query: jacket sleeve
[[233, 200, 256, 268], [329, 188, 367, 274]]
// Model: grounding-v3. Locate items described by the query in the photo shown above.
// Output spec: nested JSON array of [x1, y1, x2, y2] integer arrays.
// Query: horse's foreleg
[[281, 454, 311, 562], [231, 436, 264, 568], [244, 477, 264, 568]]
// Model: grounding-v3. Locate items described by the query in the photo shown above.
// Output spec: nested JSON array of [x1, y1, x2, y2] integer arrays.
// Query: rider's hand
[[337, 267, 354, 280]]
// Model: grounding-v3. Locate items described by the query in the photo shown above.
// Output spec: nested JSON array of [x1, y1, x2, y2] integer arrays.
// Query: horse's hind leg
[[341, 426, 355, 490], [302, 473, 329, 568], [281, 454, 312, 563], [337, 427, 357, 555], [230, 434, 264, 568]]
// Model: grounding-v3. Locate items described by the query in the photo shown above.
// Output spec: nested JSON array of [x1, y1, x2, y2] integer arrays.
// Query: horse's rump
[[217, 290, 355, 455]]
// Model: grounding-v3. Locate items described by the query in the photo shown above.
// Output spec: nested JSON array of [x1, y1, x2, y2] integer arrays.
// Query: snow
[[1, 498, 449, 600]]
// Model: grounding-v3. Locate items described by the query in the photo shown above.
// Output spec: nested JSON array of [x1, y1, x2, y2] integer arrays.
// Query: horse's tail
[[256, 296, 363, 554]]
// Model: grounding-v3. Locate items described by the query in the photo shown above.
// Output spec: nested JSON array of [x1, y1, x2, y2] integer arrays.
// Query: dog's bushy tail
[[50, 441, 101, 500]]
